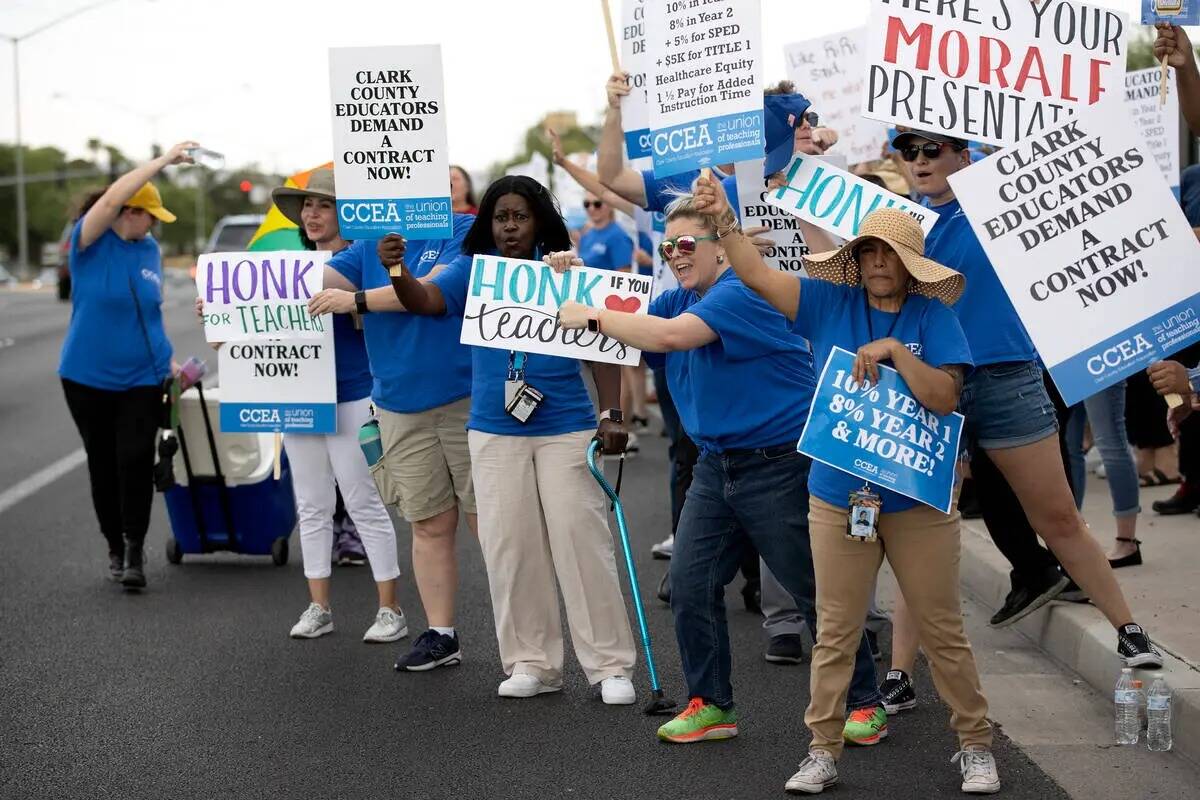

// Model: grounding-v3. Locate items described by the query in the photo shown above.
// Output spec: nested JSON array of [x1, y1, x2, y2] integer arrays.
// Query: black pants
[[972, 372, 1073, 588], [62, 378, 161, 551]]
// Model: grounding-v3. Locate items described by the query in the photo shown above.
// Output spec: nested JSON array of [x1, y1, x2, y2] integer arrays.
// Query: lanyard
[[507, 351, 527, 381], [863, 290, 903, 343]]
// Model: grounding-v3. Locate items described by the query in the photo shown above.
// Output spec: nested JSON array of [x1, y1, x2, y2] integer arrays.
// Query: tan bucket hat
[[271, 167, 336, 227], [804, 208, 964, 305]]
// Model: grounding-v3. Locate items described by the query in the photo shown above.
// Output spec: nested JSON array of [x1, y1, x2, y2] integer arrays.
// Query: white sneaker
[[785, 750, 838, 794], [650, 534, 674, 560], [497, 673, 561, 698], [952, 746, 1001, 794], [600, 675, 636, 705], [289, 603, 333, 639], [362, 607, 409, 643]]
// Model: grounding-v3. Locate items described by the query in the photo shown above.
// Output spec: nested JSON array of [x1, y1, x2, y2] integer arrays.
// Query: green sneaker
[[843, 705, 888, 746], [656, 697, 738, 743]]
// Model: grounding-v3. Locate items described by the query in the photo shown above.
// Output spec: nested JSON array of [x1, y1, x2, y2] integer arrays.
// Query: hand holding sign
[[852, 338, 902, 387], [1154, 23, 1197, 70], [377, 233, 407, 271]]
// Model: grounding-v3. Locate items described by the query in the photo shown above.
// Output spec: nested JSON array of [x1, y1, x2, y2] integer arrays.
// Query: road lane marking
[[0, 448, 87, 516]]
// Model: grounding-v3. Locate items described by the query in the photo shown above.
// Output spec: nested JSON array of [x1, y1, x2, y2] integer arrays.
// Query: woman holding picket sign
[[381, 175, 638, 705], [691, 175, 1001, 794], [199, 168, 406, 644], [551, 190, 884, 746]]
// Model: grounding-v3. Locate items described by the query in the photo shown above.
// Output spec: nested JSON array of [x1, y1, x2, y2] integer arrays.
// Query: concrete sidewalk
[[959, 475, 1200, 765]]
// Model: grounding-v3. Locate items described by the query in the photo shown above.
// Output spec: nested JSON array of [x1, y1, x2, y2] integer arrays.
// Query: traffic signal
[[239, 179, 253, 193]]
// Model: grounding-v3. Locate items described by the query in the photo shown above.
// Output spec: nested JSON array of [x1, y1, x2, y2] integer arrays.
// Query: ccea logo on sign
[[1085, 334, 1154, 376], [853, 458, 880, 475], [653, 124, 713, 156], [239, 408, 281, 424]]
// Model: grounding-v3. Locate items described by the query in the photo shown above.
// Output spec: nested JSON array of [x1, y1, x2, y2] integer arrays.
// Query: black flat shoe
[[1108, 537, 1142, 569]]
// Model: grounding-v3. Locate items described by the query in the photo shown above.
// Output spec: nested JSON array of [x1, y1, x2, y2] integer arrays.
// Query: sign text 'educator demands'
[[948, 99, 1200, 405], [329, 45, 452, 239]]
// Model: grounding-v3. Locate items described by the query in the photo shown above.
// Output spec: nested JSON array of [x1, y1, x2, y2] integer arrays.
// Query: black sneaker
[[395, 629, 462, 672], [120, 538, 146, 590], [1117, 623, 1162, 669], [765, 633, 805, 664], [1152, 484, 1200, 515], [879, 669, 917, 713], [988, 572, 1069, 628], [656, 571, 671, 605]]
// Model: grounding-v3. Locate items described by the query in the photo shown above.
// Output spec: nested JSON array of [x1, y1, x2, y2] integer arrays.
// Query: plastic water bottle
[[186, 146, 225, 170], [358, 419, 383, 467], [1147, 674, 1173, 752], [178, 356, 207, 392], [1115, 668, 1140, 745]]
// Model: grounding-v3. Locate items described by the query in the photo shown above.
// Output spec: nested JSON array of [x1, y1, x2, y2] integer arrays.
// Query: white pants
[[284, 397, 400, 582]]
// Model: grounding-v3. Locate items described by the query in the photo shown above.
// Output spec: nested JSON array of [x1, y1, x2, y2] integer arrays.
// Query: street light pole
[[2, 0, 122, 276], [12, 39, 27, 278]]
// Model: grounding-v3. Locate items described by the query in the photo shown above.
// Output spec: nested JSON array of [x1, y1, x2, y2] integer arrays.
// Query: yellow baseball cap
[[127, 182, 176, 223]]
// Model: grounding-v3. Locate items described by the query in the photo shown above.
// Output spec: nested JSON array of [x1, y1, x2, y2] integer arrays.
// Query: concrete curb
[[958, 519, 1200, 767]]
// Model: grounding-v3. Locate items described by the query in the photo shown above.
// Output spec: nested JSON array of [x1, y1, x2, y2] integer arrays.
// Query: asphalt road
[[1, 285, 1077, 799]]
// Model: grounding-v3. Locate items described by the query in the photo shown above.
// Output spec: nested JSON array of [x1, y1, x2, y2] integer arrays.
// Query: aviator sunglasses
[[658, 234, 718, 260], [583, 200, 605, 209]]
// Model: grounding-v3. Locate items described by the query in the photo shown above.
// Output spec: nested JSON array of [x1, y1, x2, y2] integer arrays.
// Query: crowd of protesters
[[57, 21, 1200, 799]]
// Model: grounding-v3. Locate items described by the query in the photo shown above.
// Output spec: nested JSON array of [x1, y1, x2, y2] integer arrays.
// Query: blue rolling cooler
[[163, 382, 297, 565]]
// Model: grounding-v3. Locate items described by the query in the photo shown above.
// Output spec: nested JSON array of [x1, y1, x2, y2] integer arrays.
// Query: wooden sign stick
[[1161, 54, 1171, 108], [273, 432, 282, 481], [600, 0, 622, 73]]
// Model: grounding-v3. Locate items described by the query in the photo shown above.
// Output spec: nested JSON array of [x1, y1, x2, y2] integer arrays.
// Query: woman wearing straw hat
[[220, 167, 406, 642], [61, 141, 195, 589], [691, 176, 999, 795], [551, 191, 883, 742]]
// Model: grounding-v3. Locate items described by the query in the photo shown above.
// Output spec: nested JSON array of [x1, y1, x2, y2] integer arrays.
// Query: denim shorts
[[960, 361, 1058, 451]]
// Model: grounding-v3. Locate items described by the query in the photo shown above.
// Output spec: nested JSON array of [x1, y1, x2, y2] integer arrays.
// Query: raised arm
[[694, 173, 800, 320], [79, 141, 196, 250], [379, 234, 447, 315], [548, 127, 638, 217], [1156, 24, 1200, 137], [597, 72, 650, 208], [308, 264, 408, 315]]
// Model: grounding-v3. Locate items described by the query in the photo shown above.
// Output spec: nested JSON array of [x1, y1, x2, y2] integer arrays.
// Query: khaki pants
[[805, 497, 992, 758], [468, 429, 636, 685]]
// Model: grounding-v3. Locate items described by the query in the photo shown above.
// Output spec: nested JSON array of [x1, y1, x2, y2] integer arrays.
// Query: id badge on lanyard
[[504, 351, 545, 424], [847, 484, 881, 542]]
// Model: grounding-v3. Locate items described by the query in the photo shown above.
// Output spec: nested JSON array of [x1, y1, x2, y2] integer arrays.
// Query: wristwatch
[[354, 290, 370, 314], [599, 408, 624, 424], [587, 310, 602, 333]]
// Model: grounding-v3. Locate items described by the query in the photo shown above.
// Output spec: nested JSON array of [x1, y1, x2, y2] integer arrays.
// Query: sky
[[0, 0, 1151, 178]]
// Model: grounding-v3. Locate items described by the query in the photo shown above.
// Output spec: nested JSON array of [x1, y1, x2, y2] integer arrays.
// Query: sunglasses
[[583, 200, 605, 209], [899, 142, 957, 162], [658, 234, 717, 260], [802, 110, 819, 127]]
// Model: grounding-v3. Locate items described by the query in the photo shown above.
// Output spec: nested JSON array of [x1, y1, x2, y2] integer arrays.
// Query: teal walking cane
[[586, 437, 677, 715]]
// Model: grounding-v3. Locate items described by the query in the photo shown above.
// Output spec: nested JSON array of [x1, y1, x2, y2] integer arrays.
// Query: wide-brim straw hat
[[271, 167, 336, 227], [804, 208, 964, 305]]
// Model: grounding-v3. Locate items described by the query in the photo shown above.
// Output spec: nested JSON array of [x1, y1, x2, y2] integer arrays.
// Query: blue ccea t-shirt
[[794, 279, 974, 512], [330, 313, 372, 404], [578, 221, 634, 271], [636, 231, 654, 276], [650, 269, 816, 454], [431, 253, 597, 437], [59, 219, 173, 390], [329, 214, 474, 413], [924, 198, 1037, 366]]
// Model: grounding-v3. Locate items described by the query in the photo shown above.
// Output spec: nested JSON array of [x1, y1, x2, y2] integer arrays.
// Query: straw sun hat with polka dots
[[803, 207, 965, 306]]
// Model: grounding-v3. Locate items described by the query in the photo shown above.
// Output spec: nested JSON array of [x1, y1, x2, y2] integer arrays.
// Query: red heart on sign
[[604, 295, 641, 313]]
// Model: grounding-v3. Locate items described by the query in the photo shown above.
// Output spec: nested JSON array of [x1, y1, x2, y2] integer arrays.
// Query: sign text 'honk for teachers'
[[459, 256, 651, 367], [196, 251, 329, 343], [766, 152, 938, 241]]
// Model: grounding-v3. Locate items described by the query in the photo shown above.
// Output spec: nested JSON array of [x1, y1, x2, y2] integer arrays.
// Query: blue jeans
[[671, 445, 881, 710], [1065, 381, 1141, 516]]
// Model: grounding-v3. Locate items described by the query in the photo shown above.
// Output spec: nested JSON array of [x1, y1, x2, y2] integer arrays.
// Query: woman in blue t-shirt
[[200, 168, 404, 644], [60, 141, 195, 589], [384, 175, 638, 705], [696, 174, 1000, 794], [552, 194, 883, 746]]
